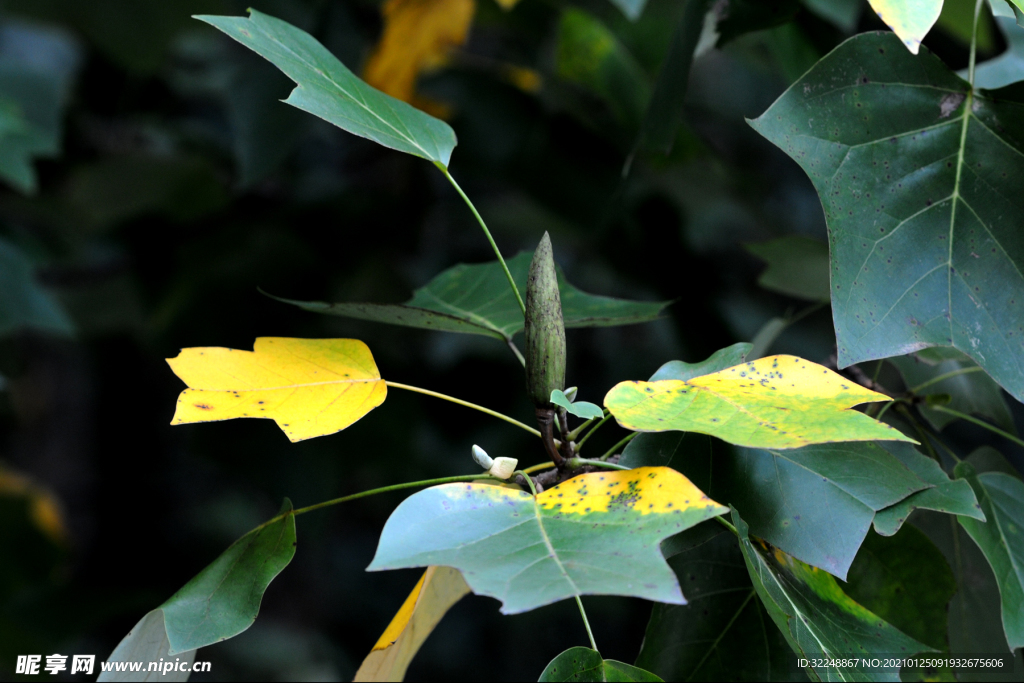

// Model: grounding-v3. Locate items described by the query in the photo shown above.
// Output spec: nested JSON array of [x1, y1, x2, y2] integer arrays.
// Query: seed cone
[[525, 232, 566, 408]]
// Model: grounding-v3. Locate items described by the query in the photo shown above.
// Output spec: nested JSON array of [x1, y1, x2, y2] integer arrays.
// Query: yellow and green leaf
[[354, 566, 470, 682], [867, 0, 944, 53], [368, 467, 727, 614], [167, 337, 387, 442], [604, 355, 914, 449]]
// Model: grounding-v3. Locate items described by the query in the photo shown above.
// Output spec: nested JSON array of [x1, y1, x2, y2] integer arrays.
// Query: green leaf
[[0, 61, 64, 193], [101, 499, 296, 662], [715, 0, 801, 46], [802, 0, 863, 33], [556, 9, 651, 129], [195, 10, 457, 168], [539, 647, 662, 682], [95, 610, 196, 682], [638, 0, 710, 154], [607, 0, 649, 21], [698, 441, 932, 579], [648, 342, 753, 381], [368, 467, 727, 614], [0, 237, 73, 338], [866, 0, 943, 53], [872, 442, 983, 537], [973, 15, 1024, 89], [550, 390, 604, 420], [271, 252, 670, 343], [889, 347, 1015, 434], [744, 236, 831, 302], [954, 463, 1024, 650], [618, 432, 684, 469], [636, 528, 797, 681], [733, 509, 935, 680], [912, 510, 1024, 681], [938, 0, 997, 49], [749, 32, 1024, 403], [605, 355, 913, 450], [842, 525, 957, 651]]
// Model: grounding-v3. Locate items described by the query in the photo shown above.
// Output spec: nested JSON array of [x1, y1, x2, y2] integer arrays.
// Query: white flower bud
[[471, 444, 493, 470], [563, 386, 578, 402], [487, 457, 518, 480]]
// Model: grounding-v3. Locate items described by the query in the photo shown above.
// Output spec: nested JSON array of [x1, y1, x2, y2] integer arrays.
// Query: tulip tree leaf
[[688, 439, 932, 579], [99, 499, 296, 668], [636, 528, 795, 681], [367, 467, 728, 614], [539, 647, 662, 682], [750, 32, 1024, 403], [0, 237, 74, 338], [604, 355, 913, 449], [648, 343, 753, 382], [167, 337, 387, 443], [354, 566, 470, 682], [842, 525, 958, 651], [551, 390, 604, 420], [271, 252, 670, 343], [954, 463, 1024, 650], [744, 236, 831, 302], [733, 509, 934, 681], [866, 0, 943, 53], [195, 10, 457, 167], [96, 611, 196, 682], [872, 442, 983, 537], [972, 16, 1024, 90], [889, 347, 1016, 434]]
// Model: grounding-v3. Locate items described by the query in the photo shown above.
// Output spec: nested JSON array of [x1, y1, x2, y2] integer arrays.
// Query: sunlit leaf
[[733, 509, 934, 680], [889, 347, 1015, 433], [604, 355, 912, 449], [363, 0, 474, 104], [744, 236, 831, 302], [196, 10, 458, 167], [368, 467, 727, 614], [867, 0, 943, 53], [271, 252, 670, 343], [99, 499, 295, 676], [167, 337, 387, 442], [955, 462, 1024, 650], [556, 9, 650, 129], [972, 15, 1024, 89], [354, 566, 470, 682], [843, 525, 957, 651], [636, 528, 795, 681], [686, 439, 932, 578], [551, 390, 604, 420], [872, 442, 983, 536], [750, 32, 1024, 403], [539, 647, 662, 682], [96, 611, 196, 682], [0, 236, 73, 338]]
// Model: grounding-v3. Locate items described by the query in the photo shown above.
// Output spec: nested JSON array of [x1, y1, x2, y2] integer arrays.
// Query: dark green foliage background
[[0, 0, 1021, 680]]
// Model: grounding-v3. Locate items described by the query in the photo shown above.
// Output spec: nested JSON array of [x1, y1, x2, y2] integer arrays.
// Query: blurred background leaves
[[0, 0, 1021, 679]]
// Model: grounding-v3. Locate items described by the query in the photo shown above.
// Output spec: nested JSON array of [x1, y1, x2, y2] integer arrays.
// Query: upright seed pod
[[525, 232, 566, 408]]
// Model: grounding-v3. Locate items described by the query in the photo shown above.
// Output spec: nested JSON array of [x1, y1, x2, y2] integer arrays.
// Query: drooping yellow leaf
[[0, 468, 67, 544], [364, 0, 476, 103], [867, 0, 943, 53], [604, 355, 916, 449], [354, 566, 470, 681], [167, 337, 387, 442]]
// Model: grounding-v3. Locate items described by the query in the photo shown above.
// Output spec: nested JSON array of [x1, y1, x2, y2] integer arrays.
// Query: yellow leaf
[[867, 0, 943, 54], [354, 566, 470, 681], [0, 469, 67, 544], [604, 355, 916, 449], [494, 0, 521, 9], [364, 0, 476, 103], [167, 337, 387, 442]]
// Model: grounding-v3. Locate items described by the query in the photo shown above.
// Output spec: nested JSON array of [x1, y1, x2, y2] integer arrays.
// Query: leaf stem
[[968, 0, 985, 87], [565, 457, 631, 471], [930, 405, 1024, 449], [292, 473, 499, 517], [597, 432, 638, 461], [439, 168, 526, 315], [385, 381, 540, 437], [897, 404, 938, 460], [714, 515, 739, 536], [515, 470, 538, 496], [909, 366, 984, 393], [575, 596, 599, 653], [574, 413, 611, 447], [522, 461, 556, 475], [506, 338, 526, 367]]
